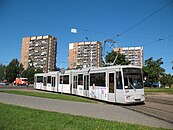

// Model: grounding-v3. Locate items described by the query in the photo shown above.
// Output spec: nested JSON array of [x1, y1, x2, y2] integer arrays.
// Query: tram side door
[[84, 74, 89, 97], [72, 75, 78, 95], [108, 72, 116, 102]]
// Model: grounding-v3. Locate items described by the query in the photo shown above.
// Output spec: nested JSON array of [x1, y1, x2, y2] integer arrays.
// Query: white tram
[[34, 65, 145, 104]]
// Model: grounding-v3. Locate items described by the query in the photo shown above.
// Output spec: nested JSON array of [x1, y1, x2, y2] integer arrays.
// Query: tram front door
[[108, 72, 116, 102]]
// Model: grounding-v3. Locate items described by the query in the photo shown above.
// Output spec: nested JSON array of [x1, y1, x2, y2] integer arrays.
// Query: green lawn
[[145, 88, 173, 95], [0, 90, 97, 103], [0, 103, 166, 130]]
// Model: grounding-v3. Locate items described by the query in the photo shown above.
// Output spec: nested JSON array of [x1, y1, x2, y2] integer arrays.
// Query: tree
[[159, 74, 173, 87], [21, 67, 35, 84], [21, 66, 43, 84], [5, 59, 23, 83], [0, 64, 6, 81], [143, 57, 165, 83], [104, 50, 130, 66]]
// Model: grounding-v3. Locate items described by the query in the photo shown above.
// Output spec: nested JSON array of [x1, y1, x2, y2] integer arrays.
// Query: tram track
[[146, 96, 173, 106], [123, 96, 173, 124]]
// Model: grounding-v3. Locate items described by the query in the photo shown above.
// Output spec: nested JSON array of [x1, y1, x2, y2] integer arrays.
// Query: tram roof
[[67, 65, 142, 73], [35, 65, 142, 75]]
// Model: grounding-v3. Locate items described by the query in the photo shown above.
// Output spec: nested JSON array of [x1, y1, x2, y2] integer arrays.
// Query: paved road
[[0, 92, 172, 129]]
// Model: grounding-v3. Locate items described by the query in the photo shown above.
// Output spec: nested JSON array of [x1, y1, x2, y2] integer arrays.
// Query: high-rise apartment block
[[114, 47, 143, 67], [68, 41, 102, 69], [21, 35, 57, 72]]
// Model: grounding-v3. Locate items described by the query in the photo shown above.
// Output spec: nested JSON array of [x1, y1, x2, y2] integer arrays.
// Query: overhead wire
[[1, 2, 173, 51], [113, 0, 173, 39], [137, 34, 173, 46], [0, 16, 114, 36], [1, 16, 173, 49], [1, 5, 173, 42]]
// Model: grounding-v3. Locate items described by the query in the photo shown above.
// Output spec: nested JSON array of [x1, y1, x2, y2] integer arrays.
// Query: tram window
[[37, 76, 43, 83], [123, 68, 143, 89], [123, 68, 141, 73], [43, 77, 47, 86], [60, 75, 69, 84], [90, 72, 106, 87], [51, 77, 56, 87], [47, 76, 51, 83], [34, 76, 36, 83], [64, 75, 69, 84], [124, 77, 128, 87], [60, 76, 62, 84], [78, 74, 83, 85], [116, 72, 123, 89]]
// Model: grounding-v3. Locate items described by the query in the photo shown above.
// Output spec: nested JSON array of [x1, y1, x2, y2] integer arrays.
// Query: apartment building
[[114, 47, 143, 67], [68, 41, 102, 69], [21, 35, 57, 72]]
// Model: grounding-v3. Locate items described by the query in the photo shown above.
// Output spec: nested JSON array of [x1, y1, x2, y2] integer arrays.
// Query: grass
[[0, 102, 166, 130], [145, 88, 173, 95], [0, 90, 97, 104]]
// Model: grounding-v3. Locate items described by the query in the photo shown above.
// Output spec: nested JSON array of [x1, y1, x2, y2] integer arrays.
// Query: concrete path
[[0, 92, 172, 129]]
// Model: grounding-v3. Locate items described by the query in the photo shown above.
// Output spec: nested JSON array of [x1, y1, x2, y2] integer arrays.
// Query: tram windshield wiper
[[128, 78, 136, 91]]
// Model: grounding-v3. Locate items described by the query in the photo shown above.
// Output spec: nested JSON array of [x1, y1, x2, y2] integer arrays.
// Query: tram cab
[[122, 68, 145, 104]]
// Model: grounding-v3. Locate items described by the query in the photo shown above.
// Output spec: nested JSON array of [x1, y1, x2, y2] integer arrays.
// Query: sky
[[0, 0, 173, 74]]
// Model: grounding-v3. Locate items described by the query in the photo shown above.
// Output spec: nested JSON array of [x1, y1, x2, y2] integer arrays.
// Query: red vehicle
[[13, 78, 28, 86]]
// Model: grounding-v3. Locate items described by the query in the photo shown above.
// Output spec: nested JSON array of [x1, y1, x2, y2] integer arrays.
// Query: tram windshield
[[123, 68, 143, 89]]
